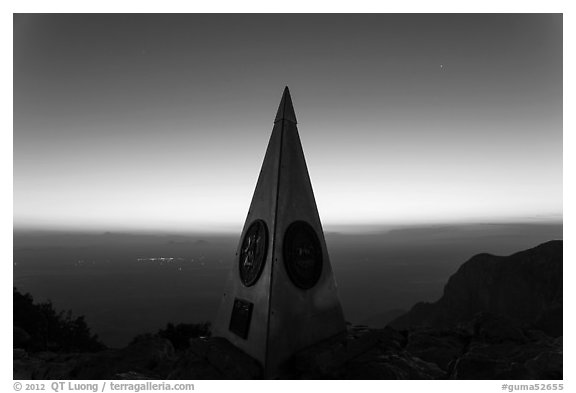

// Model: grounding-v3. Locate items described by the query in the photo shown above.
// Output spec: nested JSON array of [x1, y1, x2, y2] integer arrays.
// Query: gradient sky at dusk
[[13, 14, 562, 232]]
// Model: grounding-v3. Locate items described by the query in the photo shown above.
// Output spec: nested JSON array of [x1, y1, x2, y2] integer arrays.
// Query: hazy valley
[[13, 222, 562, 348]]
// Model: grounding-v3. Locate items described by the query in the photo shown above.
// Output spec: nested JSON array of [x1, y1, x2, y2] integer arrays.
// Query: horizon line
[[13, 217, 563, 236]]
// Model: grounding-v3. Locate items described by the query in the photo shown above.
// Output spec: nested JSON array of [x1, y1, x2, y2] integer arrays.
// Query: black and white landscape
[[13, 14, 562, 380]]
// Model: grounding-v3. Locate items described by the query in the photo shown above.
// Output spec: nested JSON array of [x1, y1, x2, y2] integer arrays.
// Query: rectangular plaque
[[229, 298, 254, 339]]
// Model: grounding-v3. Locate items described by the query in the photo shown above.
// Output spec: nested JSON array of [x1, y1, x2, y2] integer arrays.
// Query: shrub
[[13, 287, 106, 352]]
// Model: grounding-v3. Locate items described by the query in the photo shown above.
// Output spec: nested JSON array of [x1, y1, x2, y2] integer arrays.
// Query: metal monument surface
[[214, 87, 346, 377]]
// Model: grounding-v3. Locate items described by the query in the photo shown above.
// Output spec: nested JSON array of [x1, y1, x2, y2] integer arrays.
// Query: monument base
[[188, 325, 384, 379]]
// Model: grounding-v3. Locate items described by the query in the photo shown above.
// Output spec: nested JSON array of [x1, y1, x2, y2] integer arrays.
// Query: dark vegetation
[[133, 322, 211, 351], [13, 287, 105, 353], [14, 286, 212, 353]]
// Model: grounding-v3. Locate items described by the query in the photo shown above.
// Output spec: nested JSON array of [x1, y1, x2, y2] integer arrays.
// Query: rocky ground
[[13, 318, 562, 380]]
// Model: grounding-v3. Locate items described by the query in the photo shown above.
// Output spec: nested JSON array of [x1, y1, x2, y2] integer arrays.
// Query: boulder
[[14, 326, 31, 349], [404, 329, 467, 371], [450, 335, 562, 380]]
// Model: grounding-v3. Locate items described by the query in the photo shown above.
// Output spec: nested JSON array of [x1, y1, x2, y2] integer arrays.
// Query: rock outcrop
[[399, 317, 562, 380], [390, 241, 562, 337]]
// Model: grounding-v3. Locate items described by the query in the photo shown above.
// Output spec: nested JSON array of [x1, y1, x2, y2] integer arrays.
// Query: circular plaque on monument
[[239, 219, 269, 287], [283, 221, 323, 289]]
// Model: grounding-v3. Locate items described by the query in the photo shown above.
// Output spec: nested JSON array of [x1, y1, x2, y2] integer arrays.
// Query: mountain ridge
[[389, 240, 562, 337]]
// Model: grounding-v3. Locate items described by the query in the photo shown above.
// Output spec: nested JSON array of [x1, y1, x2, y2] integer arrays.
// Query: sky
[[13, 14, 563, 233]]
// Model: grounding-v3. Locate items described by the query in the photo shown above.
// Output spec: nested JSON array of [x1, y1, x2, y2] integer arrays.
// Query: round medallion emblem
[[239, 220, 269, 287], [283, 221, 323, 289]]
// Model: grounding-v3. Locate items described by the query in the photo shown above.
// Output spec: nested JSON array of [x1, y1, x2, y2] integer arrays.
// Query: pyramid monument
[[214, 87, 346, 377]]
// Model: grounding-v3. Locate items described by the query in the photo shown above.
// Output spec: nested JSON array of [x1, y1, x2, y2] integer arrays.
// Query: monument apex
[[214, 87, 346, 378]]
